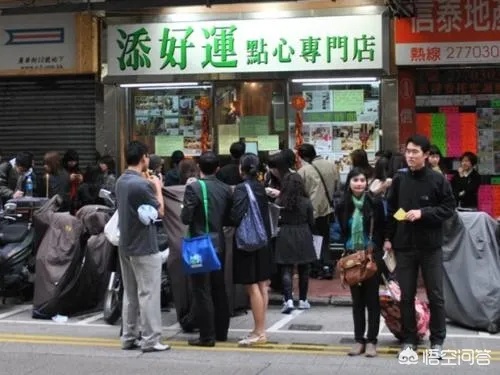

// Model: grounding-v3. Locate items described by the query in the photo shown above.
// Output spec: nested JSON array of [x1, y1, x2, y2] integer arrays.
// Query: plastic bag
[[104, 211, 120, 246]]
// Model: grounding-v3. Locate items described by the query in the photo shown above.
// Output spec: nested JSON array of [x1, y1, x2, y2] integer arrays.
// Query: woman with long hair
[[98, 155, 117, 193], [39, 151, 71, 211], [274, 173, 317, 313], [231, 153, 273, 346], [350, 149, 374, 182], [62, 149, 83, 212], [369, 156, 392, 198], [335, 168, 385, 357]]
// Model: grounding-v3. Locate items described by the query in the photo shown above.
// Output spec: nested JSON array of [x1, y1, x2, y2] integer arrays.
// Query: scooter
[[0, 198, 48, 301], [99, 189, 172, 325]]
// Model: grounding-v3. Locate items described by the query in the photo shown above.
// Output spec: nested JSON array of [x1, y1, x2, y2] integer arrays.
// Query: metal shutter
[[0, 75, 97, 172]]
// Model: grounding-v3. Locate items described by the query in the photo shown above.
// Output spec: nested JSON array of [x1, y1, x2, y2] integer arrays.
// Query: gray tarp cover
[[442, 211, 500, 333]]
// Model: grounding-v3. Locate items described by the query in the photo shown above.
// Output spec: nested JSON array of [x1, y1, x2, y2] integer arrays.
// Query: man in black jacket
[[216, 141, 245, 186], [0, 151, 34, 202], [384, 135, 456, 359], [181, 151, 232, 347]]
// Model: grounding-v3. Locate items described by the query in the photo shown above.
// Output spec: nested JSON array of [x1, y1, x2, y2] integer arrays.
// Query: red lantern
[[196, 96, 211, 111], [291, 95, 306, 111], [197, 96, 211, 152], [291, 95, 306, 149]]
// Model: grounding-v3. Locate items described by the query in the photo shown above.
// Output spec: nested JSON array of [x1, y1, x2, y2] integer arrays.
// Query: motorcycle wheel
[[103, 273, 122, 325]]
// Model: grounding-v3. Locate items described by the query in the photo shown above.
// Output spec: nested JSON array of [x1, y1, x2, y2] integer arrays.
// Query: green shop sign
[[107, 15, 383, 76]]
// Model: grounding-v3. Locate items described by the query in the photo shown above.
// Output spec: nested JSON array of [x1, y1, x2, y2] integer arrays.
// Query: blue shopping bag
[[182, 180, 221, 274]]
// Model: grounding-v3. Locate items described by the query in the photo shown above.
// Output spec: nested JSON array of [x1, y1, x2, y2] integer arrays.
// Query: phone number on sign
[[446, 45, 500, 60]]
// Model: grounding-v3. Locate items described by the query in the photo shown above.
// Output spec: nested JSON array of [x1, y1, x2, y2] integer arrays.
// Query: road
[[0, 301, 498, 374]]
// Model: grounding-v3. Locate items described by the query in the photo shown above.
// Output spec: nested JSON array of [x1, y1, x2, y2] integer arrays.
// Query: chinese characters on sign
[[17, 56, 65, 70], [108, 16, 383, 75], [395, 0, 500, 65]]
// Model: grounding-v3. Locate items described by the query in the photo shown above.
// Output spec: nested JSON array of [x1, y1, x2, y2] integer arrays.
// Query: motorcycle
[[0, 197, 49, 302], [99, 189, 172, 325]]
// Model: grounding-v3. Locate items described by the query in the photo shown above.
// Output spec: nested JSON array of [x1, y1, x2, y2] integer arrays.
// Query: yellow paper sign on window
[[393, 208, 407, 221]]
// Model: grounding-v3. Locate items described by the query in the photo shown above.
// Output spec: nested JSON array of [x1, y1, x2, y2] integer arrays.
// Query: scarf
[[351, 194, 365, 250]]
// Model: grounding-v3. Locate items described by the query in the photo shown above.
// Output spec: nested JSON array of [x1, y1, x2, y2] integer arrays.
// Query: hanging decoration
[[291, 95, 306, 149], [197, 96, 211, 153]]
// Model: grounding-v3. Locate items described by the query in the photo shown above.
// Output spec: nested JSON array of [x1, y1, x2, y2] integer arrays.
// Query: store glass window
[[131, 83, 212, 158], [288, 79, 381, 176], [214, 81, 286, 162]]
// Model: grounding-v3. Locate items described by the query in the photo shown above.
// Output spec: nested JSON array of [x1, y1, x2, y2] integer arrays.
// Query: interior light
[[120, 82, 200, 88], [138, 85, 212, 90], [291, 77, 378, 84], [301, 81, 379, 86]]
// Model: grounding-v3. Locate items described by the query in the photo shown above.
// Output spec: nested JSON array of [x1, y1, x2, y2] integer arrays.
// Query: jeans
[[395, 248, 446, 346], [281, 264, 310, 301], [350, 273, 380, 344], [190, 254, 230, 342]]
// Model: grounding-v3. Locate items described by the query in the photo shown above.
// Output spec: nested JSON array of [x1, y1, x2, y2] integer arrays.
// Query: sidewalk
[[269, 274, 428, 306]]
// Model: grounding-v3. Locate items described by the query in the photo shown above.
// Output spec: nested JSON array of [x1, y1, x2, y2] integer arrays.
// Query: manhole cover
[[289, 324, 322, 331]]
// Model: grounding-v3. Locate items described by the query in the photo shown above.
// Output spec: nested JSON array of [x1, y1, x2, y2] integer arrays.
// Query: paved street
[[0, 301, 498, 374]]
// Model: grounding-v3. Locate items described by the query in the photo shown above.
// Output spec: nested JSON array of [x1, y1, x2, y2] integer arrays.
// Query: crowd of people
[[0, 135, 482, 359], [0, 149, 117, 213]]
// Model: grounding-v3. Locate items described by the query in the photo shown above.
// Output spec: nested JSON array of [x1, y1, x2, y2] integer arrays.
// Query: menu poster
[[184, 136, 211, 157], [155, 135, 184, 157], [303, 91, 333, 113], [333, 90, 365, 113], [218, 124, 240, 155], [240, 116, 269, 137], [289, 122, 377, 155], [311, 125, 333, 154], [257, 135, 280, 151], [357, 99, 380, 123]]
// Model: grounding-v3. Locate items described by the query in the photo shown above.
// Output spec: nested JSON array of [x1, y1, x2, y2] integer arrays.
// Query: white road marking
[[75, 313, 104, 325], [0, 305, 31, 320], [266, 310, 303, 332]]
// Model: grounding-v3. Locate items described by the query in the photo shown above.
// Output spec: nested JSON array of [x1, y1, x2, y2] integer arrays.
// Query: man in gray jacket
[[297, 144, 339, 280], [0, 151, 34, 202]]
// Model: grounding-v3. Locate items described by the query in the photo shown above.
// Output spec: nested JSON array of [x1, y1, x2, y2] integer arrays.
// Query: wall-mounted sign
[[0, 14, 76, 72], [107, 15, 383, 76], [395, 0, 500, 65]]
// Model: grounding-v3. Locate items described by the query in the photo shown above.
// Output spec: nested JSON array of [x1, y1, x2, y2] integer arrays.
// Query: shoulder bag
[[235, 182, 268, 251], [336, 216, 378, 287], [310, 162, 335, 221], [181, 180, 221, 274]]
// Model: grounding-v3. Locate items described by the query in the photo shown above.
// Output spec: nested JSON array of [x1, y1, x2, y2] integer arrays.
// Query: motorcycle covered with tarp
[[442, 211, 500, 333]]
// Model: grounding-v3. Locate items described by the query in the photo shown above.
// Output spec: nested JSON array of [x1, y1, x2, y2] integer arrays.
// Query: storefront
[[104, 6, 392, 178], [394, 0, 500, 216], [0, 13, 100, 168]]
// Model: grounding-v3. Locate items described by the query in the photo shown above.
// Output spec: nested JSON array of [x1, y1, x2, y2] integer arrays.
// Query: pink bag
[[379, 275, 430, 341]]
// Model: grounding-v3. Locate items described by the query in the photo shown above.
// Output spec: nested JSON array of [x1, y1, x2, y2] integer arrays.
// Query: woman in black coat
[[335, 167, 386, 358], [274, 173, 317, 313], [231, 153, 273, 347], [451, 151, 481, 208]]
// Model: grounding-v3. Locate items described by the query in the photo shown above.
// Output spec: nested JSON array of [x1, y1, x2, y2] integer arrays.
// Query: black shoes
[[188, 339, 216, 347]]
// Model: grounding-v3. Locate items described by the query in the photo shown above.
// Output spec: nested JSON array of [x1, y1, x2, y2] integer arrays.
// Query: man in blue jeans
[[384, 135, 455, 359]]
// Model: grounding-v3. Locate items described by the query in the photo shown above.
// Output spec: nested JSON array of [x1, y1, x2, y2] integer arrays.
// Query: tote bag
[[181, 180, 221, 274], [235, 183, 268, 251]]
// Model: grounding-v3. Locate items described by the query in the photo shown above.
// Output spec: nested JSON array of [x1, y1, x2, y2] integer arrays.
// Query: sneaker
[[141, 342, 171, 353], [121, 338, 142, 350], [238, 334, 267, 347], [430, 344, 443, 360], [281, 299, 294, 314], [298, 300, 311, 310]]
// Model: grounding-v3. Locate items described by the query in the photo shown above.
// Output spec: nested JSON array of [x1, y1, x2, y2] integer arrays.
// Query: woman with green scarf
[[335, 167, 386, 358]]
